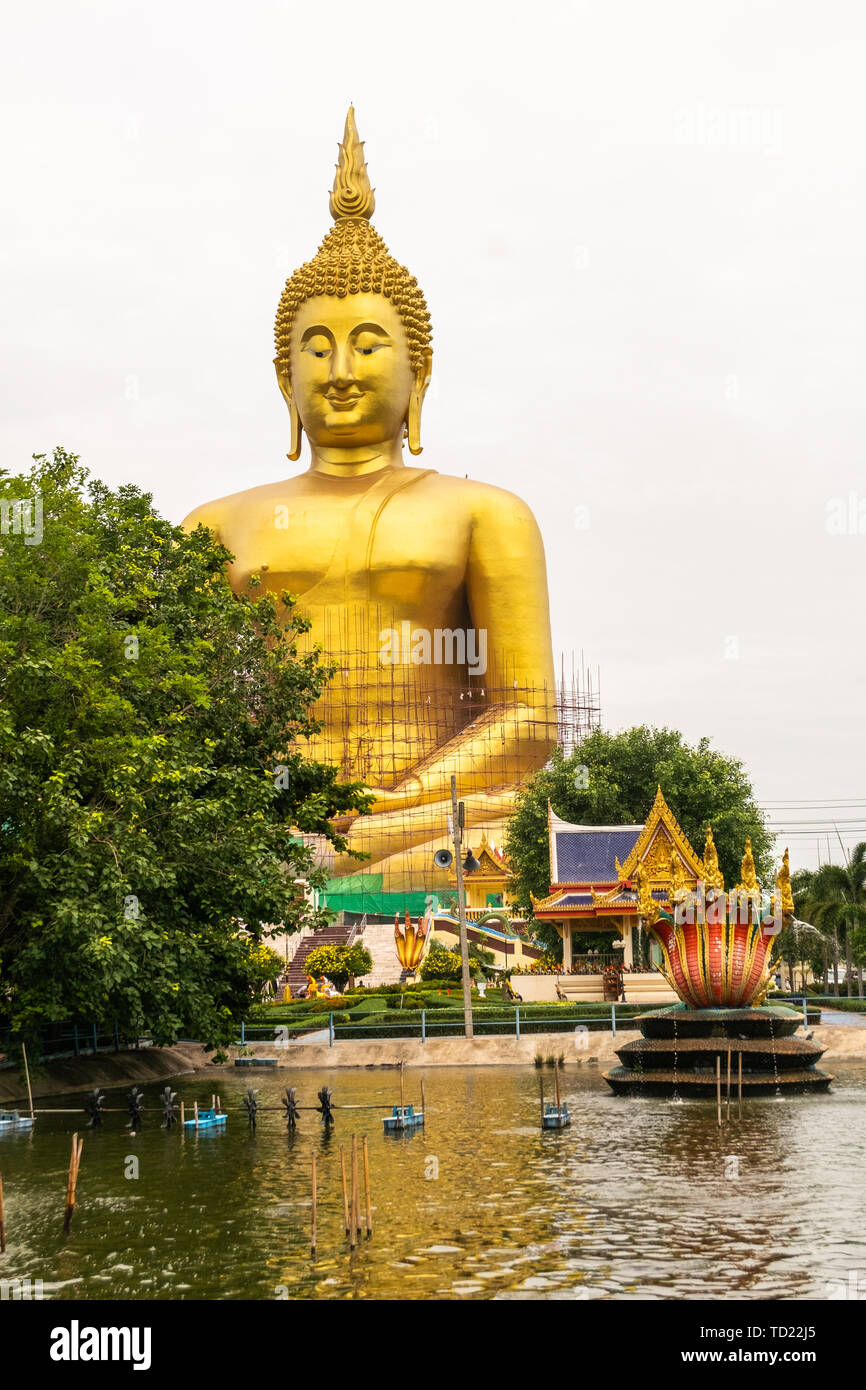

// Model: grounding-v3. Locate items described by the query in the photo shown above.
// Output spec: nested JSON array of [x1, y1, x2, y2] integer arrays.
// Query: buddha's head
[[274, 108, 433, 461]]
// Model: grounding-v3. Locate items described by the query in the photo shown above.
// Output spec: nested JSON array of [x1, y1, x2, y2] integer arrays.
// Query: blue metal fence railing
[[232, 1003, 649, 1047], [8, 997, 825, 1065], [232, 995, 829, 1049]]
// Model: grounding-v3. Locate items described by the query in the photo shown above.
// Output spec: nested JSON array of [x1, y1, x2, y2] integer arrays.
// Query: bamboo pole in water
[[400, 1060, 405, 1114], [716, 1056, 722, 1127], [21, 1042, 35, 1119], [180, 1101, 185, 1128], [353, 1135, 363, 1242], [554, 1061, 561, 1112], [0, 1171, 6, 1253], [738, 1051, 743, 1119], [539, 1071, 545, 1126], [726, 1047, 732, 1122], [362, 1136, 372, 1237], [194, 1101, 199, 1130], [63, 1133, 84, 1234], [310, 1153, 317, 1257], [340, 1146, 350, 1236], [420, 1077, 425, 1117], [348, 1139, 355, 1251]]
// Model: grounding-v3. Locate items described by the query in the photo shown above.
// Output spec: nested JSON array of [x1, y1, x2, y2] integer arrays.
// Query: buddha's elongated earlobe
[[288, 399, 303, 461], [274, 357, 303, 461], [407, 349, 433, 457], [407, 392, 423, 455]]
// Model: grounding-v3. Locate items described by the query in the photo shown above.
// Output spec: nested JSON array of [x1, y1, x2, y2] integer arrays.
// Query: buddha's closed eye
[[302, 337, 331, 359]]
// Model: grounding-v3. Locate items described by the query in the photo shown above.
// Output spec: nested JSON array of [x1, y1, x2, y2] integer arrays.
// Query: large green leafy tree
[[0, 450, 370, 1052], [504, 727, 772, 953]]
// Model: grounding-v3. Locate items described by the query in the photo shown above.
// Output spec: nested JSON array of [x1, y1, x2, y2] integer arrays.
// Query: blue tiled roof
[[554, 828, 642, 882], [549, 892, 594, 908]]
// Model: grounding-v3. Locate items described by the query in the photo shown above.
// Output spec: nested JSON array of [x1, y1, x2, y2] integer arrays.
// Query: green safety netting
[[321, 873, 438, 916]]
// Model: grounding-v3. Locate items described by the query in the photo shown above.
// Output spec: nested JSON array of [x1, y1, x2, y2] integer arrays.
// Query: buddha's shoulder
[[181, 477, 302, 535], [419, 471, 540, 522], [182, 468, 539, 535]]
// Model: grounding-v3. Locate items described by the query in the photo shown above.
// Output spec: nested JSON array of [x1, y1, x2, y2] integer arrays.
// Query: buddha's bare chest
[[225, 491, 469, 615]]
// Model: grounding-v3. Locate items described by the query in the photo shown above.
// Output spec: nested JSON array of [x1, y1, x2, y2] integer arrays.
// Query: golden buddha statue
[[183, 108, 556, 893]]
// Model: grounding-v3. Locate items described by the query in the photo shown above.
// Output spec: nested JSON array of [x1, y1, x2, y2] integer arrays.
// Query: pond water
[[1, 1063, 865, 1300]]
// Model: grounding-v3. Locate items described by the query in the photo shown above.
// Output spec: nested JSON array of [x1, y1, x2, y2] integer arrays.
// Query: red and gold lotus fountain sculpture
[[636, 833, 793, 1009]]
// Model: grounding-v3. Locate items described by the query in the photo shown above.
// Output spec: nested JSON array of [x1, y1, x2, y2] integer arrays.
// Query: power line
[[761, 801, 866, 809], [767, 811, 866, 822], [769, 830, 866, 838]]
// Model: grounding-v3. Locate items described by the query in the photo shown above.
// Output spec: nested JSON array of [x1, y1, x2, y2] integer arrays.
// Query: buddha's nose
[[330, 343, 356, 386]]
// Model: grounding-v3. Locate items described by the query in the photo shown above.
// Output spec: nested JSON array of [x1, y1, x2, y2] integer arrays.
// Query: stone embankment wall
[[214, 1023, 866, 1069], [1, 1027, 860, 1098], [0, 1041, 210, 1105]]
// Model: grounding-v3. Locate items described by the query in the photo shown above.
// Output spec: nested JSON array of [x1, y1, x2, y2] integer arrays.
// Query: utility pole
[[450, 775, 474, 1039]]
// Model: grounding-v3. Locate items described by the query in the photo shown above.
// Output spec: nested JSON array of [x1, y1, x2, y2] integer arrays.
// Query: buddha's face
[[278, 294, 424, 449]]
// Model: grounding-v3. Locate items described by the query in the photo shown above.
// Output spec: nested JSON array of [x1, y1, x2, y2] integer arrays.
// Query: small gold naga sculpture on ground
[[394, 908, 433, 973]]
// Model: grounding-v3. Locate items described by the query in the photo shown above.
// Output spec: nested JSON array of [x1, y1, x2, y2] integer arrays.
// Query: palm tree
[[791, 868, 831, 992], [798, 844, 866, 998]]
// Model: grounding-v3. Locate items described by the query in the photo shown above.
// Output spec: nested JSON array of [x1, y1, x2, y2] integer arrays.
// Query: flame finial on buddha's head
[[274, 106, 432, 384], [329, 106, 375, 221]]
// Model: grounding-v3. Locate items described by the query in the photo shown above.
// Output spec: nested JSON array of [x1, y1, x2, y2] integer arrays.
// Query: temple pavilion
[[531, 788, 704, 978]]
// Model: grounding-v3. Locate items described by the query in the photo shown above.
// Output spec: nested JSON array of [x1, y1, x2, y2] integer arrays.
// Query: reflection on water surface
[[1, 1064, 864, 1300]]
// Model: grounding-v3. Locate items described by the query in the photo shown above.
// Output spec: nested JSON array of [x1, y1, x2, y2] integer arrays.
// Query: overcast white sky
[[3, 1, 865, 868]]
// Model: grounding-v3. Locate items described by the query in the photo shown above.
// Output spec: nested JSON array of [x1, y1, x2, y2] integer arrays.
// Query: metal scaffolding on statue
[[289, 604, 601, 905]]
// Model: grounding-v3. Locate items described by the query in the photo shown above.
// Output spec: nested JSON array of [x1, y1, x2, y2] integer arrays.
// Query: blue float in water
[[383, 1104, 424, 1133]]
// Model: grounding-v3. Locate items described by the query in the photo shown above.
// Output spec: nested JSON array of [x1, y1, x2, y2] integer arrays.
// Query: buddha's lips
[[326, 391, 363, 410]]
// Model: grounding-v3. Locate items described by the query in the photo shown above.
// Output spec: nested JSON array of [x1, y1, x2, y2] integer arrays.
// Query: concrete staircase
[[555, 972, 678, 1005], [283, 915, 433, 995], [352, 919, 406, 988], [621, 973, 679, 1005]]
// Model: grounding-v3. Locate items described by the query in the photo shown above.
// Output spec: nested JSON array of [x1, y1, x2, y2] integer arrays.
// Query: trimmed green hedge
[[332, 1002, 648, 1039], [805, 996, 866, 1012], [244, 997, 658, 1034], [346, 997, 392, 1015], [343, 984, 410, 997], [275, 1018, 335, 1036], [332, 1014, 626, 1039]]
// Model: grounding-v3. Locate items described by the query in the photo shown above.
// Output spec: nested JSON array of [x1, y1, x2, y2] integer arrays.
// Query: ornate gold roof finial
[[775, 847, 795, 919], [701, 826, 725, 891], [669, 844, 688, 901], [737, 837, 760, 894], [329, 105, 376, 222], [634, 861, 660, 925]]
